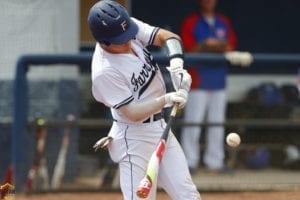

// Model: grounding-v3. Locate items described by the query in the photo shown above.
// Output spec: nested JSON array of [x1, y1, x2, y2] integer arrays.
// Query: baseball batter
[[88, 1, 200, 200]]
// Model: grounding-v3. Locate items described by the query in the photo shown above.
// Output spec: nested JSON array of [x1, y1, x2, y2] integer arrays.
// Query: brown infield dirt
[[16, 190, 300, 200]]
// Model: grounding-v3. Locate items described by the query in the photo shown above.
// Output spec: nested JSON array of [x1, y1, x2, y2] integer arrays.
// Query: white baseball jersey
[[91, 18, 200, 200], [92, 17, 166, 127]]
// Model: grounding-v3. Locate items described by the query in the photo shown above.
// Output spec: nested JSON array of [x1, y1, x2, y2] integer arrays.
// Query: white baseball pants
[[108, 120, 200, 200], [181, 90, 226, 170]]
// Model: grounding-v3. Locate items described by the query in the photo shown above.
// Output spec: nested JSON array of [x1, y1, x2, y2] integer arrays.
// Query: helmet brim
[[107, 19, 138, 45]]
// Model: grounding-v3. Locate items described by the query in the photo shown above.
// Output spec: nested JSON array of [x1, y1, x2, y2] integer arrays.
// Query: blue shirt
[[181, 13, 237, 90]]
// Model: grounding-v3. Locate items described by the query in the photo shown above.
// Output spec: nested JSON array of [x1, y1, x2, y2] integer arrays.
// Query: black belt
[[113, 112, 163, 123], [143, 112, 163, 123]]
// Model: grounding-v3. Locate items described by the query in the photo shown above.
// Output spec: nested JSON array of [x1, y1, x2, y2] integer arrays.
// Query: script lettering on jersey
[[130, 49, 159, 97], [131, 64, 156, 92]]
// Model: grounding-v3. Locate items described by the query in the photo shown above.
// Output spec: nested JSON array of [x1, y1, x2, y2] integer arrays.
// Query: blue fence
[[12, 53, 300, 191]]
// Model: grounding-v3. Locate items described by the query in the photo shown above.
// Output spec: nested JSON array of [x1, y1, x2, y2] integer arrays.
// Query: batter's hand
[[93, 136, 113, 151], [167, 67, 192, 92], [164, 89, 188, 109], [167, 57, 191, 92]]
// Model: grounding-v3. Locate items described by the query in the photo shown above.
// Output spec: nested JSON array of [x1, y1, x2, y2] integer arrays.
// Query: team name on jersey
[[131, 49, 159, 98]]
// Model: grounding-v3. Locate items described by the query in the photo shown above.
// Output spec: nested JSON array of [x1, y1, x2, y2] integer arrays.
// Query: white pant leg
[[158, 134, 201, 200], [181, 90, 208, 169], [109, 124, 161, 200], [203, 90, 226, 169], [119, 158, 158, 200]]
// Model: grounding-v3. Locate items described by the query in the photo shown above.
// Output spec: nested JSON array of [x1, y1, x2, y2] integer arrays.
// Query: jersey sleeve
[[92, 70, 134, 109], [131, 17, 160, 47]]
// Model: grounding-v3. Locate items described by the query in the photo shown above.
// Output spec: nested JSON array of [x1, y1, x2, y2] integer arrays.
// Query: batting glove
[[93, 136, 113, 152], [169, 57, 184, 72], [167, 68, 192, 93], [167, 58, 191, 92], [164, 89, 188, 109]]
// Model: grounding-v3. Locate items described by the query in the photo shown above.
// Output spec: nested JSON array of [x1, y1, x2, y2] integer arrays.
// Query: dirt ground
[[16, 190, 300, 200]]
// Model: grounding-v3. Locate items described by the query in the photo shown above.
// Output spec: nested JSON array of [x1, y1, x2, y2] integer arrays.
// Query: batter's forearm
[[152, 29, 185, 68], [118, 90, 188, 122], [119, 96, 165, 122], [153, 29, 181, 47]]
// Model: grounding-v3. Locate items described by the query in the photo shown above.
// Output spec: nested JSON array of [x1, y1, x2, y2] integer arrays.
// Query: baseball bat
[[37, 157, 50, 190], [26, 118, 49, 191], [51, 115, 74, 189], [136, 105, 178, 198]]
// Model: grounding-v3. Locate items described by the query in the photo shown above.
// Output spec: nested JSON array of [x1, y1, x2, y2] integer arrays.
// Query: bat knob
[[136, 176, 152, 198]]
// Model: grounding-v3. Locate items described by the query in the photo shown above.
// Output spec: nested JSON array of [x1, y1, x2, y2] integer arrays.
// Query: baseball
[[226, 133, 241, 148]]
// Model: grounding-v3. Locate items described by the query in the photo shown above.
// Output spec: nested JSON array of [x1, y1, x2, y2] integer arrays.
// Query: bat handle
[[170, 104, 179, 117]]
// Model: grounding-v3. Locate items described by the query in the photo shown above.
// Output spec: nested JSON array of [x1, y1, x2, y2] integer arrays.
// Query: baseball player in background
[[180, 0, 237, 173], [88, 1, 200, 199]]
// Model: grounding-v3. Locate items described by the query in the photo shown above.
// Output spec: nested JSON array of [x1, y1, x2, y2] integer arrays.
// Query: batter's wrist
[[155, 95, 167, 107], [163, 93, 172, 107], [170, 58, 184, 69]]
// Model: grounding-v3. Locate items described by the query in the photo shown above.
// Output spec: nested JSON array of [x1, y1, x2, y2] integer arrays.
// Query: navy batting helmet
[[88, 0, 138, 45]]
